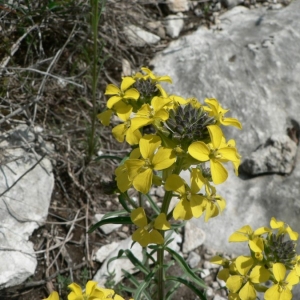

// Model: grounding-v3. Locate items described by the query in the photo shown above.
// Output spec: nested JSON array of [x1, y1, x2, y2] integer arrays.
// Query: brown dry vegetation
[[0, 1, 221, 299]]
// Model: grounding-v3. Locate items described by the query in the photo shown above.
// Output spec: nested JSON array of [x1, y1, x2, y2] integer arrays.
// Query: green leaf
[[117, 249, 150, 275], [87, 216, 132, 233], [166, 276, 207, 300], [134, 266, 159, 299], [118, 193, 132, 213], [165, 247, 207, 289], [165, 279, 181, 300], [145, 193, 160, 214], [101, 209, 128, 220]]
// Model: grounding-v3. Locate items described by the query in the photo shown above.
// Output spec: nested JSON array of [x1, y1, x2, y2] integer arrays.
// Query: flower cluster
[[211, 217, 300, 300], [98, 67, 242, 247], [43, 281, 131, 300]]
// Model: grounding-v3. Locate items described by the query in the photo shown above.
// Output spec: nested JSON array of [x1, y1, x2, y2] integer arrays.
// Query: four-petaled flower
[[131, 207, 170, 247], [188, 125, 240, 184], [264, 263, 299, 300], [226, 256, 269, 300], [270, 217, 299, 241], [105, 77, 140, 109], [205, 98, 242, 129], [125, 135, 176, 194]]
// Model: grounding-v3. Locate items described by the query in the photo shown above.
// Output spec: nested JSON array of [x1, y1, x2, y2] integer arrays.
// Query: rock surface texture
[[0, 125, 53, 288], [151, 1, 300, 256]]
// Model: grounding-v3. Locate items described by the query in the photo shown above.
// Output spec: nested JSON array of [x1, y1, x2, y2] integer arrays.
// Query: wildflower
[[188, 125, 240, 184], [134, 67, 172, 84], [164, 169, 205, 220], [264, 263, 299, 300], [43, 291, 59, 300], [205, 98, 242, 129], [226, 256, 269, 300], [112, 106, 141, 145], [105, 77, 139, 109], [125, 135, 176, 194], [68, 281, 125, 300], [270, 217, 299, 241], [229, 225, 270, 254], [131, 207, 170, 247]]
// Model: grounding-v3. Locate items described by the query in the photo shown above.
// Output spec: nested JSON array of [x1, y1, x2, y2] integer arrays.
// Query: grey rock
[[151, 0, 300, 260], [187, 251, 201, 268], [241, 134, 297, 175], [213, 295, 227, 300], [200, 268, 211, 278], [164, 13, 185, 38], [0, 125, 53, 288], [93, 242, 119, 263], [183, 221, 206, 253], [123, 25, 160, 47]]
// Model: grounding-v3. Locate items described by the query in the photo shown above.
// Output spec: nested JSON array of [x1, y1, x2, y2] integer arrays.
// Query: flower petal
[[239, 281, 256, 300], [207, 125, 223, 149], [173, 199, 193, 220], [97, 110, 113, 126], [165, 174, 186, 195], [131, 207, 148, 228], [133, 168, 153, 194], [139, 135, 161, 160], [148, 229, 164, 244], [85, 281, 97, 295], [105, 84, 120, 95], [43, 291, 59, 300], [154, 213, 170, 230], [152, 148, 176, 170], [132, 228, 150, 247], [107, 95, 122, 109], [210, 159, 228, 185], [123, 88, 140, 100], [273, 263, 286, 282], [120, 77, 135, 91], [68, 283, 83, 296], [188, 142, 210, 162], [226, 275, 243, 293]]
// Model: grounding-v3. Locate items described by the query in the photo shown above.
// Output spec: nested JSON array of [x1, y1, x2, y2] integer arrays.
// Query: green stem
[[156, 156, 184, 300]]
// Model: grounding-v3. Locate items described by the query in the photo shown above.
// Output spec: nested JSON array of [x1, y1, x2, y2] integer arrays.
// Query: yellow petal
[[210, 159, 228, 185], [105, 84, 120, 95], [112, 124, 127, 143], [148, 229, 164, 244], [126, 128, 142, 145], [152, 148, 175, 170], [218, 147, 240, 162], [43, 291, 59, 300], [165, 174, 186, 195], [286, 270, 299, 287], [132, 168, 153, 194], [85, 281, 97, 295], [207, 125, 223, 149], [68, 283, 83, 296], [97, 110, 113, 126], [188, 142, 210, 161], [235, 256, 254, 276], [120, 76, 135, 91], [249, 266, 269, 284], [107, 95, 122, 108], [221, 117, 242, 129], [217, 268, 230, 281], [154, 213, 170, 230], [123, 88, 140, 100], [239, 282, 256, 300], [286, 226, 299, 241], [130, 117, 153, 133], [173, 199, 193, 220], [190, 168, 204, 194], [273, 263, 286, 282], [132, 228, 150, 247], [190, 195, 205, 218], [130, 207, 147, 228], [249, 238, 264, 253], [139, 135, 161, 160], [264, 284, 282, 300], [125, 159, 144, 180], [226, 275, 243, 293], [152, 96, 172, 111], [270, 217, 284, 229]]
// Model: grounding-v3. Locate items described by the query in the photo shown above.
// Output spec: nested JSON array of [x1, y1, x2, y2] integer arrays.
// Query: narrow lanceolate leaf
[[165, 247, 207, 289], [166, 276, 207, 300], [87, 216, 132, 233], [118, 249, 150, 274], [134, 267, 158, 300]]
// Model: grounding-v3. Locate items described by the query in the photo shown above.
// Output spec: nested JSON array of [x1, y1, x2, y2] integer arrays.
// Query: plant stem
[[157, 243, 165, 300]]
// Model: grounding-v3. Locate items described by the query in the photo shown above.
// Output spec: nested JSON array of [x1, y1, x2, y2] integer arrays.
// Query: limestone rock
[[241, 134, 298, 175], [0, 125, 53, 288], [151, 0, 300, 258], [165, 13, 185, 38], [93, 214, 122, 234], [124, 25, 160, 47], [183, 221, 206, 253]]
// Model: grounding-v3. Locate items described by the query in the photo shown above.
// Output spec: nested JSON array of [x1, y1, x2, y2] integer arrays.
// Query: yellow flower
[[131, 207, 170, 247], [264, 264, 299, 300], [68, 281, 124, 300], [130, 96, 172, 132], [226, 256, 269, 300], [205, 98, 242, 129], [43, 291, 59, 300], [270, 217, 299, 241], [125, 135, 176, 194], [112, 106, 141, 145], [229, 225, 270, 254], [134, 67, 172, 84], [164, 169, 205, 220], [105, 77, 139, 109], [188, 125, 240, 184]]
